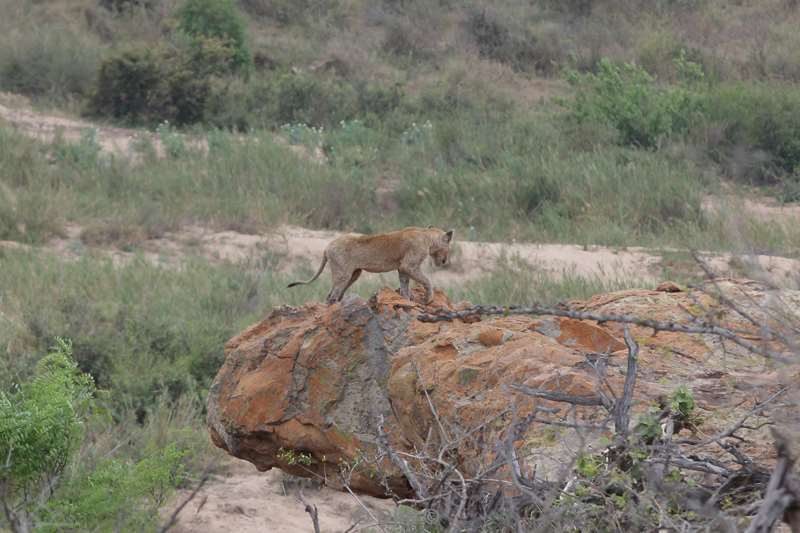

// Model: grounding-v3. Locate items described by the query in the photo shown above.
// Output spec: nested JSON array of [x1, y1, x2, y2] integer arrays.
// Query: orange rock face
[[207, 281, 796, 497]]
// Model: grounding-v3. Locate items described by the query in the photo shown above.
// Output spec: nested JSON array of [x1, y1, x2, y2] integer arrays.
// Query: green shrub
[[88, 37, 238, 125], [42, 443, 186, 532], [176, 0, 252, 72], [87, 46, 162, 122], [261, 72, 359, 127], [564, 58, 705, 148], [669, 385, 695, 418], [700, 83, 800, 182], [0, 339, 95, 533]]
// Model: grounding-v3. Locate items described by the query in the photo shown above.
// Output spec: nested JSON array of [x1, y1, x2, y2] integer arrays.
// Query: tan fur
[[287, 226, 454, 304]]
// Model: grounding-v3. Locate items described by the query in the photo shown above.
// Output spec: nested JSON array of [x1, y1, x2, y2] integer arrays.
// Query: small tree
[[0, 339, 95, 533], [176, 0, 252, 73]]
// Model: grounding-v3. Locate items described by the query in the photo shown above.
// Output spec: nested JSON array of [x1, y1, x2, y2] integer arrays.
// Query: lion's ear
[[444, 229, 454, 243], [427, 224, 434, 229]]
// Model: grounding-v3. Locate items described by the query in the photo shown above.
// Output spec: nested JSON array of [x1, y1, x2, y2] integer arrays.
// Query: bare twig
[[745, 432, 798, 533], [509, 384, 605, 406], [159, 462, 215, 533], [614, 327, 639, 437], [377, 416, 428, 500], [298, 490, 321, 533]]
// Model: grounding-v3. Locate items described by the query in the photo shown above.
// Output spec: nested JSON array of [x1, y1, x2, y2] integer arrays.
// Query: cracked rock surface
[[207, 281, 799, 497]]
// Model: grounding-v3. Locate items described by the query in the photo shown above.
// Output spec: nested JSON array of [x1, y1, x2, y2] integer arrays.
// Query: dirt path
[[162, 459, 395, 533]]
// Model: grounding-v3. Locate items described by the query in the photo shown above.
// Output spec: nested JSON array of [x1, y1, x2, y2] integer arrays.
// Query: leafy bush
[[670, 385, 695, 418], [42, 444, 186, 532], [87, 46, 161, 122], [88, 37, 238, 125], [0, 339, 95, 533], [176, 0, 251, 72], [564, 58, 705, 148], [257, 72, 359, 127], [700, 83, 800, 182]]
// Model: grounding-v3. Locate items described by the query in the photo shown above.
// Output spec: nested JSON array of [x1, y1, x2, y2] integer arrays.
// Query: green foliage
[[700, 83, 800, 183], [0, 339, 94, 483], [41, 443, 186, 532], [669, 385, 695, 418], [0, 339, 95, 530], [634, 407, 664, 443], [88, 37, 239, 125], [576, 454, 601, 478], [176, 0, 252, 72], [564, 58, 705, 148], [277, 448, 313, 466]]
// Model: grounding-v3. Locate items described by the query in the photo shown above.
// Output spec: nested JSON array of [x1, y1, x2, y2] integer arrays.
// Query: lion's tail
[[287, 253, 327, 288]]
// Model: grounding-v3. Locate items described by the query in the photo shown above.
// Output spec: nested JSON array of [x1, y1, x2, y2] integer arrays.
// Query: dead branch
[[298, 491, 321, 533], [159, 462, 215, 533], [614, 327, 639, 436], [745, 431, 799, 533], [377, 416, 428, 500], [509, 384, 605, 406]]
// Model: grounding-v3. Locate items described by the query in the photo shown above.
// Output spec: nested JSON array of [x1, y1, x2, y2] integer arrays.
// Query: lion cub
[[288, 226, 454, 304]]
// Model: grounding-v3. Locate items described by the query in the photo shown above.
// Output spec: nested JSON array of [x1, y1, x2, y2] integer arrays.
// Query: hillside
[[2, 0, 800, 531]]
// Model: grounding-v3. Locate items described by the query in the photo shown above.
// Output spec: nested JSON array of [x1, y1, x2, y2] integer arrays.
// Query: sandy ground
[[162, 459, 395, 533]]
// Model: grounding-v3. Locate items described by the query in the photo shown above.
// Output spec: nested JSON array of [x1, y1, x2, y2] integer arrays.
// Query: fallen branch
[[298, 490, 321, 533], [509, 384, 605, 406], [614, 327, 639, 436], [745, 431, 799, 533], [159, 462, 215, 533]]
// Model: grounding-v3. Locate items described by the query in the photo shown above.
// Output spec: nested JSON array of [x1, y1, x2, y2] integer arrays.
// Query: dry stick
[[417, 305, 789, 363], [298, 490, 321, 533], [411, 360, 451, 452], [341, 483, 388, 533], [745, 432, 798, 533], [396, 450, 468, 530], [377, 416, 428, 500], [158, 462, 215, 533], [508, 384, 605, 407], [614, 327, 639, 436]]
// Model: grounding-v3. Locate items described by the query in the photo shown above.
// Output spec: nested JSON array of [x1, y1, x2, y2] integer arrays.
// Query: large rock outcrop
[[207, 281, 798, 497]]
